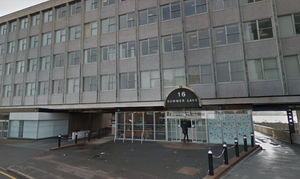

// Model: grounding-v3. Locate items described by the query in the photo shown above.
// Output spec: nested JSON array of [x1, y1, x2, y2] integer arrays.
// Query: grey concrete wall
[[0, 0, 299, 108]]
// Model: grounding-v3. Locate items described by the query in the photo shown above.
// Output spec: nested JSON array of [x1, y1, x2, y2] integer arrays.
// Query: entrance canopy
[[165, 87, 201, 108]]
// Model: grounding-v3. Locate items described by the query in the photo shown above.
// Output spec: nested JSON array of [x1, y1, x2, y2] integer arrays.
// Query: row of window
[[0, 18, 273, 57], [0, 0, 266, 36], [2, 55, 300, 98]]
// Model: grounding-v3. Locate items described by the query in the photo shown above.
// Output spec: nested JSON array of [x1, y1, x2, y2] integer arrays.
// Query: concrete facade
[[0, 0, 299, 110]]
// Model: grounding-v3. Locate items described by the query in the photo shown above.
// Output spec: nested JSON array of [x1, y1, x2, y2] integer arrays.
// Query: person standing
[[181, 121, 189, 142]]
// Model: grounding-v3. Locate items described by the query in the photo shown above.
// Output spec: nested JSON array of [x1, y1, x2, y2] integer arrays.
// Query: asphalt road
[[222, 132, 300, 179]]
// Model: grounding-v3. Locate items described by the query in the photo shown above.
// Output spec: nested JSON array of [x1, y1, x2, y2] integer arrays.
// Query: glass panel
[[188, 66, 200, 84], [278, 15, 294, 37], [155, 112, 165, 140], [117, 113, 125, 138], [133, 113, 143, 139], [144, 112, 154, 140], [125, 112, 132, 139], [263, 58, 279, 80], [247, 59, 263, 81], [284, 56, 300, 79], [214, 27, 226, 45]]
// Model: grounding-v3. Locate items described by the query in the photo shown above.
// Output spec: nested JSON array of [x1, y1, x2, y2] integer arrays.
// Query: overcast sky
[[0, 0, 49, 17]]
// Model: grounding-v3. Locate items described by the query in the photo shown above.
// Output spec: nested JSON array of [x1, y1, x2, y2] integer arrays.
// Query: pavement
[[222, 132, 300, 179], [0, 136, 242, 179]]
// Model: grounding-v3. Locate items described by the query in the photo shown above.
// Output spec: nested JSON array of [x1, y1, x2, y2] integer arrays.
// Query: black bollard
[[88, 131, 91, 142], [234, 138, 239, 157], [223, 143, 228, 165], [243, 135, 248, 152], [58, 134, 61, 148], [208, 149, 214, 176], [75, 134, 78, 144], [251, 133, 254, 147]]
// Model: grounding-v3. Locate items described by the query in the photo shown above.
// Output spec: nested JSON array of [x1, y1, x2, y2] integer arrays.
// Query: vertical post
[[208, 149, 214, 176], [234, 138, 239, 157], [243, 135, 248, 152], [75, 133, 78, 144], [58, 134, 61, 148], [251, 133, 254, 147], [223, 143, 228, 165]]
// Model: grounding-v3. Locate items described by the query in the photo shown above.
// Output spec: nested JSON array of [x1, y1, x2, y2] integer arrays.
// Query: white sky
[[0, 0, 49, 17]]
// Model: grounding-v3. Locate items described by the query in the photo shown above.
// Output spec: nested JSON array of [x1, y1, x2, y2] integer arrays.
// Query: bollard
[[251, 133, 254, 147], [58, 134, 61, 148], [75, 134, 78, 144], [88, 131, 91, 142], [223, 143, 228, 165], [208, 149, 214, 176], [243, 135, 248, 152], [234, 138, 239, 157]]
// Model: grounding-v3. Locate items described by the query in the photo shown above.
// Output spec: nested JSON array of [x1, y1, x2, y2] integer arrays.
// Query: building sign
[[165, 87, 200, 108]]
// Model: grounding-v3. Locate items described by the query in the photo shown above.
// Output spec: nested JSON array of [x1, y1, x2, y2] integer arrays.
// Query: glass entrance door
[[190, 118, 207, 142]]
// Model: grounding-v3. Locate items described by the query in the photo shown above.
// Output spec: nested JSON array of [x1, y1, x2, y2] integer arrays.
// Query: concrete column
[[296, 110, 300, 134]]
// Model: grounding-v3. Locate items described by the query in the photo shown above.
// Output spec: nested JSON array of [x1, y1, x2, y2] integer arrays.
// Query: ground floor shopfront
[[114, 110, 253, 144]]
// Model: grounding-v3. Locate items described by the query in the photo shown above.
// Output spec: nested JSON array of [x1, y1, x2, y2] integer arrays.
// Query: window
[[39, 81, 49, 95], [43, 10, 53, 23], [184, 0, 207, 16], [141, 70, 160, 89], [28, 58, 37, 72], [139, 7, 157, 26], [55, 29, 66, 43], [188, 64, 212, 84], [216, 61, 244, 82], [120, 72, 136, 89], [67, 78, 80, 93], [20, 17, 28, 29], [247, 58, 279, 81], [30, 35, 39, 48], [102, 0, 115, 7], [120, 41, 136, 59], [119, 12, 136, 30], [213, 24, 240, 45], [14, 84, 23, 97], [56, 5, 66, 19], [68, 50, 81, 66], [70, 1, 81, 16], [7, 41, 15, 53], [54, 54, 65, 68], [244, 18, 273, 41], [211, 0, 235, 11], [84, 48, 97, 64], [101, 45, 116, 61], [278, 13, 300, 37], [3, 85, 11, 97], [140, 37, 158, 56], [162, 33, 183, 52], [101, 74, 115, 91], [187, 29, 210, 49], [240, 0, 263, 5], [18, 38, 27, 51], [85, 0, 98, 11], [5, 63, 13, 75], [16, 61, 25, 74], [31, 13, 40, 26], [161, 2, 181, 21], [52, 80, 64, 94], [0, 64, 2, 75], [0, 43, 5, 55], [26, 83, 36, 96], [83, 76, 97, 91], [69, 25, 81, 40], [40, 56, 51, 71], [42, 32, 52, 46], [101, 17, 116, 33], [9, 21, 17, 32], [163, 68, 185, 87], [284, 56, 300, 79], [0, 24, 7, 35], [84, 22, 97, 37]]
